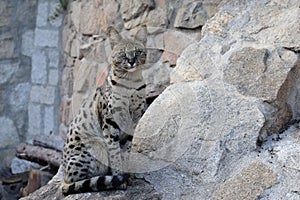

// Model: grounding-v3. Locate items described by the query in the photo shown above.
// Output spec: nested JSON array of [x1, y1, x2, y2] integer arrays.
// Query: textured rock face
[[25, 0, 300, 199], [59, 0, 216, 135], [20, 173, 162, 200], [0, 0, 39, 168], [213, 162, 278, 200], [131, 0, 300, 199], [174, 1, 219, 29]]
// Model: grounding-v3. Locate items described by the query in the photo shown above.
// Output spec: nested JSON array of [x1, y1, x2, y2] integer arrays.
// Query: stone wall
[[27, 0, 63, 141], [19, 0, 300, 199], [0, 0, 63, 168], [60, 0, 221, 136]]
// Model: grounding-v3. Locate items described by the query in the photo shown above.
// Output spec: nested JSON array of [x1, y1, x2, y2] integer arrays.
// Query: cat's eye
[[135, 50, 144, 56], [119, 51, 126, 58]]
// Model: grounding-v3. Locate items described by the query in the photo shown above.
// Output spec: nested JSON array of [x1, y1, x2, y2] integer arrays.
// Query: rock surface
[[59, 0, 214, 134], [131, 0, 300, 199], [0, 0, 63, 170], [25, 0, 300, 199], [20, 171, 162, 200], [174, 1, 220, 29], [213, 162, 278, 200]]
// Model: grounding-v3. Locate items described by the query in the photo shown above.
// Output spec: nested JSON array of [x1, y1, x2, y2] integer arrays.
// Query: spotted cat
[[61, 26, 147, 195]]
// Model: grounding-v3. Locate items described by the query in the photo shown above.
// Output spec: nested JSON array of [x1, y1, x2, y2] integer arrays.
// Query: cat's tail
[[61, 174, 129, 195]]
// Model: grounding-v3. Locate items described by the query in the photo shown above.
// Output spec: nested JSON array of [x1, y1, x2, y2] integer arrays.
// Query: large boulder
[[22, 0, 300, 199], [130, 0, 300, 199]]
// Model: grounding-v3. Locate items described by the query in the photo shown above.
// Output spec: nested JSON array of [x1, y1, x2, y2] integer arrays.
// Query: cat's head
[[108, 26, 147, 72]]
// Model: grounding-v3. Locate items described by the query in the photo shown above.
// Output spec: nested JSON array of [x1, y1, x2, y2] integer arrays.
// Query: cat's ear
[[134, 25, 147, 46], [108, 26, 122, 49]]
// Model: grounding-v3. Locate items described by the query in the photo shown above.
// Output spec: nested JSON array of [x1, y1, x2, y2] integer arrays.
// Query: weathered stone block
[[79, 39, 107, 63], [163, 30, 196, 60], [48, 49, 60, 68], [11, 157, 40, 174], [48, 68, 59, 86], [143, 62, 170, 97], [0, 36, 15, 58], [223, 47, 296, 101], [79, 1, 101, 35], [131, 82, 264, 173], [70, 38, 80, 58], [9, 83, 31, 112], [146, 49, 163, 64], [0, 61, 20, 85], [28, 103, 42, 141], [0, 117, 19, 148], [174, 2, 220, 29], [31, 50, 47, 84], [30, 85, 56, 105], [122, 0, 158, 29], [121, 0, 155, 22], [0, 0, 11, 27], [44, 106, 54, 135], [213, 162, 277, 200], [70, 0, 81, 32], [34, 29, 59, 48], [22, 30, 34, 57], [60, 97, 72, 127], [61, 66, 74, 97], [49, 1, 63, 28], [73, 59, 98, 93], [161, 51, 178, 66], [36, 1, 48, 27]]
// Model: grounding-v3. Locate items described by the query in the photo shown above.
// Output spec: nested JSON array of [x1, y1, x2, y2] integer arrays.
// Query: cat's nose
[[128, 58, 135, 66]]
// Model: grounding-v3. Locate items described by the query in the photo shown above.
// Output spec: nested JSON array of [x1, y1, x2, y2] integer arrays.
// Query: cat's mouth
[[126, 67, 136, 72]]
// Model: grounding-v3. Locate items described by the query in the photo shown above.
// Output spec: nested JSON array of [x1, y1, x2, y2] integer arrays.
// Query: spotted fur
[[61, 26, 147, 195]]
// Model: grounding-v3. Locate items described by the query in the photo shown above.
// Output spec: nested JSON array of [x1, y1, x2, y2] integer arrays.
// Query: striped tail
[[62, 174, 129, 195]]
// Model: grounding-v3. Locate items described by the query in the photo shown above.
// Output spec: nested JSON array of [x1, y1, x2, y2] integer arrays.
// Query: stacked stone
[[0, 0, 37, 166], [28, 0, 63, 142], [60, 0, 221, 136], [0, 0, 63, 168], [17, 0, 300, 199]]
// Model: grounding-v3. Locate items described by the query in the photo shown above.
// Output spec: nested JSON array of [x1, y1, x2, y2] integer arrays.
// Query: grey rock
[[0, 61, 20, 85], [121, 0, 155, 22], [48, 49, 60, 68], [0, 117, 19, 149], [0, 34, 15, 59], [143, 62, 171, 98], [130, 0, 300, 199], [31, 50, 47, 84], [36, 1, 48, 27], [27, 103, 42, 141], [22, 30, 34, 57], [48, 68, 59, 86], [249, 128, 300, 200], [34, 29, 59, 48], [131, 81, 264, 199], [174, 2, 208, 29], [11, 157, 40, 174], [121, 0, 156, 29], [0, 0, 11, 27], [20, 178, 162, 200], [202, 0, 300, 51], [223, 47, 296, 101], [49, 0, 300, 199], [213, 161, 278, 200], [49, 1, 64, 28], [9, 83, 31, 111], [43, 105, 54, 135], [30, 85, 56, 105], [173, 0, 299, 143]]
